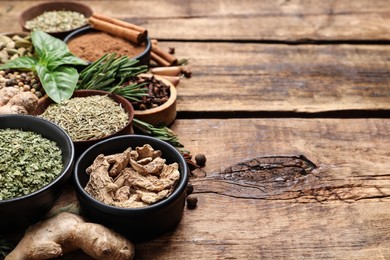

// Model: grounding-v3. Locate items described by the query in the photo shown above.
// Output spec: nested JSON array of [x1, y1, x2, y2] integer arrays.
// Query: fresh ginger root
[[5, 212, 134, 260], [0, 88, 38, 115]]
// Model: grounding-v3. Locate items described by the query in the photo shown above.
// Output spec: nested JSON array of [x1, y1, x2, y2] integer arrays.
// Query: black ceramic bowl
[[63, 26, 151, 66], [73, 135, 189, 242], [0, 114, 75, 233]]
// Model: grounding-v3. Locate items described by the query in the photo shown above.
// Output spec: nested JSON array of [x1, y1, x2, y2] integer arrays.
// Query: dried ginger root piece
[[135, 144, 162, 160], [84, 145, 181, 208], [122, 167, 171, 192], [130, 156, 166, 175], [0, 87, 19, 106], [105, 147, 132, 177], [5, 212, 134, 260], [0, 88, 38, 115], [136, 189, 170, 204], [85, 154, 118, 205]]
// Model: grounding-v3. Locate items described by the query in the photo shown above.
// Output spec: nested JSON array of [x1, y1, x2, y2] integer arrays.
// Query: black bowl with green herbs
[[0, 114, 75, 233]]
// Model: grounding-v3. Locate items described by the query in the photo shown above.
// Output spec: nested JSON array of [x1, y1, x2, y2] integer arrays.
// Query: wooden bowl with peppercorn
[[0, 114, 75, 233], [18, 1, 92, 39], [130, 74, 177, 127]]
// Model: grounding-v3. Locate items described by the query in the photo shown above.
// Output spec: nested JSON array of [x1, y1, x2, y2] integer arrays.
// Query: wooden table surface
[[1, 1, 390, 259]]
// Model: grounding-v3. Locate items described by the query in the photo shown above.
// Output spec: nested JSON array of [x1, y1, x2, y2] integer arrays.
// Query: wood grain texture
[[159, 41, 390, 113], [49, 118, 390, 259], [1, 0, 390, 41]]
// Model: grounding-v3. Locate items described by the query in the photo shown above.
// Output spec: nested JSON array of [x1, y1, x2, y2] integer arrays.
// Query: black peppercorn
[[195, 154, 207, 167], [186, 195, 198, 209], [186, 183, 194, 196]]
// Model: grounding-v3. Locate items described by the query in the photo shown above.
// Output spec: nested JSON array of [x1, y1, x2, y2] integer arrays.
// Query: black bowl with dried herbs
[[0, 114, 75, 233], [73, 135, 189, 242]]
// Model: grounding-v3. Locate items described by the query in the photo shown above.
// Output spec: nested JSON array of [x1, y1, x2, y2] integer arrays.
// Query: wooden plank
[[131, 118, 390, 259], [27, 118, 390, 259], [159, 41, 390, 113], [1, 0, 390, 41]]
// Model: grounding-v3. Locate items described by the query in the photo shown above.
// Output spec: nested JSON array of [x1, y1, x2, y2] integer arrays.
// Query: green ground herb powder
[[0, 129, 63, 200]]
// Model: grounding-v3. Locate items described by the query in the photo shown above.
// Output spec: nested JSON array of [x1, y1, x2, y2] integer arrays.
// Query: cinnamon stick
[[150, 51, 171, 67], [92, 13, 147, 35], [151, 44, 177, 65], [88, 16, 146, 45]]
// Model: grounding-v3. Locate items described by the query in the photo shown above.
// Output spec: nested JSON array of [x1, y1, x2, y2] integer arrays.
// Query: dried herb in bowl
[[0, 129, 63, 200], [40, 95, 128, 141]]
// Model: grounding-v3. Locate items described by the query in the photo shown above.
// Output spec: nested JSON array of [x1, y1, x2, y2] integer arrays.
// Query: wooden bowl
[[133, 74, 177, 126], [19, 1, 93, 39], [34, 90, 134, 156]]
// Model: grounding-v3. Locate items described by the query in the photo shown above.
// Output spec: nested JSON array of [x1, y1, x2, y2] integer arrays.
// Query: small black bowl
[[73, 135, 189, 242], [0, 114, 75, 233], [64, 26, 151, 66]]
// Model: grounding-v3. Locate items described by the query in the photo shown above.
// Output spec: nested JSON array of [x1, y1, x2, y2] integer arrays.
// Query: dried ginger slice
[[122, 167, 176, 192], [105, 147, 132, 177], [136, 189, 170, 204], [84, 154, 118, 205], [130, 157, 166, 176], [135, 144, 162, 160]]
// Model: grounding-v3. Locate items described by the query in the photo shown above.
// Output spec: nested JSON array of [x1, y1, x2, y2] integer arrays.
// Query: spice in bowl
[[25, 10, 88, 33], [0, 128, 63, 200], [125, 75, 171, 110], [40, 95, 129, 141], [67, 31, 147, 63], [84, 144, 180, 208]]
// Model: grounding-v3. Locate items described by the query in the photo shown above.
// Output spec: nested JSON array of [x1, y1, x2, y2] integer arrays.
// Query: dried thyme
[[40, 95, 128, 141], [25, 10, 88, 32], [0, 129, 63, 200]]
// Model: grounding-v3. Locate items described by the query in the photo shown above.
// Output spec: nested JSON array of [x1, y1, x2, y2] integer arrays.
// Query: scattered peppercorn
[[186, 183, 194, 196], [186, 195, 198, 209], [195, 154, 207, 167]]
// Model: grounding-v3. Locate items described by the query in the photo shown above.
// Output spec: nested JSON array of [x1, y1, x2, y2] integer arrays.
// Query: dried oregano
[[0, 129, 63, 200], [40, 95, 128, 141]]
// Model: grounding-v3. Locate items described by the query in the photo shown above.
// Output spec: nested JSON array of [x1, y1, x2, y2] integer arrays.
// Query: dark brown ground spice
[[67, 31, 146, 62], [123, 76, 171, 110]]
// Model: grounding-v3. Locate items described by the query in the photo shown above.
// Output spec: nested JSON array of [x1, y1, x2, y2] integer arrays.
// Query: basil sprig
[[0, 30, 88, 103]]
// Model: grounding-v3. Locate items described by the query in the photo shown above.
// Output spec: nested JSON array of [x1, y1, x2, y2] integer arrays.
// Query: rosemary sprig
[[77, 53, 148, 102], [132, 118, 189, 154]]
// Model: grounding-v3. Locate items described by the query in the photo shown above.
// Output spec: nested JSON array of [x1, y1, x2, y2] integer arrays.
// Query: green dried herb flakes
[[40, 95, 128, 141], [25, 11, 88, 32], [0, 129, 63, 200]]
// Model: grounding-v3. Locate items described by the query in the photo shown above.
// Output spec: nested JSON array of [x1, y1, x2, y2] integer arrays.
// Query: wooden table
[[1, 1, 390, 259]]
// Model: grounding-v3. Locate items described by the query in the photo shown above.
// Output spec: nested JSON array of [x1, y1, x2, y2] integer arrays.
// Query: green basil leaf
[[31, 30, 69, 60], [35, 64, 79, 103], [0, 56, 37, 70], [47, 52, 88, 70]]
